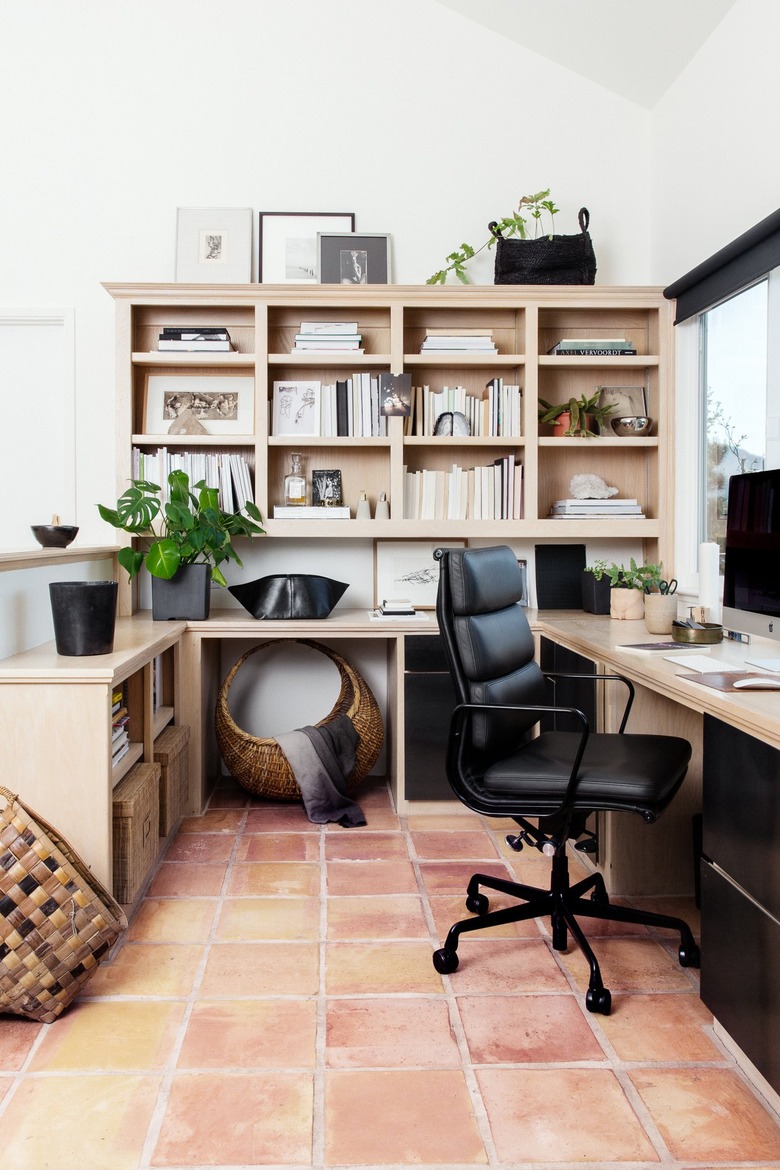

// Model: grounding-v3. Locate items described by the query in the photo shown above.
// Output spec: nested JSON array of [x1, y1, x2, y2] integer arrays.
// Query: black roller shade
[[664, 207, 780, 323]]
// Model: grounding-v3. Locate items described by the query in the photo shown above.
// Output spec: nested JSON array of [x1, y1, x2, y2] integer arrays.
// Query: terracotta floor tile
[[406, 813, 483, 831], [126, 897, 218, 942], [442, 938, 570, 995], [458, 994, 605, 1064], [629, 1067, 780, 1161], [326, 997, 461, 1067], [177, 999, 316, 1068], [200, 942, 319, 997], [598, 992, 720, 1061], [236, 832, 321, 862], [477, 1067, 658, 1162], [327, 894, 427, 939], [558, 935, 695, 993], [419, 860, 512, 895], [153, 1071, 313, 1165], [327, 858, 418, 896], [326, 941, 445, 995], [206, 782, 250, 809], [163, 832, 234, 864], [0, 1077, 12, 1104], [86, 942, 204, 998], [412, 829, 500, 859], [325, 1069, 487, 1164], [178, 808, 244, 834], [430, 893, 544, 940], [216, 896, 320, 941], [630, 893, 702, 936], [244, 804, 318, 833], [29, 1000, 184, 1070], [0, 1017, 43, 1070], [0, 1073, 160, 1170], [328, 806, 401, 830], [325, 830, 408, 860], [147, 860, 227, 896], [226, 860, 320, 896]]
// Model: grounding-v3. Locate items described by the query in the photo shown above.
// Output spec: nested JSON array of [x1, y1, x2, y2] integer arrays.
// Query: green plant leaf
[[144, 538, 182, 579], [117, 545, 144, 579]]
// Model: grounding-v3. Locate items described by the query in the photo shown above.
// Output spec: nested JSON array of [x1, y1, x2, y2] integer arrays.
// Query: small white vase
[[610, 587, 645, 620]]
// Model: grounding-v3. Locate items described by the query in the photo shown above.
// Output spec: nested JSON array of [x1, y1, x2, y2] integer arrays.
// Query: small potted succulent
[[539, 392, 617, 437], [98, 470, 265, 620]]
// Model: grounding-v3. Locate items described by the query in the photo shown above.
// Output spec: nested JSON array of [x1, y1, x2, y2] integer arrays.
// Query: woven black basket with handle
[[491, 208, 596, 285]]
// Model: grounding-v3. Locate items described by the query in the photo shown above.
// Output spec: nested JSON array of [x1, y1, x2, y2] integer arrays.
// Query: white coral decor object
[[569, 473, 618, 500]]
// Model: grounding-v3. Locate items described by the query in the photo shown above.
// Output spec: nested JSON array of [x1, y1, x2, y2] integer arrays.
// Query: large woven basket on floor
[[0, 785, 127, 1023], [215, 640, 384, 800]]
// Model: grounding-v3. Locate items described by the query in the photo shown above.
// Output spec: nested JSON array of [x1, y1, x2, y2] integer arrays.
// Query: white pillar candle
[[698, 541, 721, 619]]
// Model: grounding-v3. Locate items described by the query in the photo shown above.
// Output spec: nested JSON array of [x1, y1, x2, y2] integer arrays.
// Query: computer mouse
[[732, 676, 780, 689]]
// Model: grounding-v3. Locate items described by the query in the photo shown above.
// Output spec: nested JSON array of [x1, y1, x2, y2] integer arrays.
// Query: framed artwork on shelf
[[143, 374, 254, 436], [318, 232, 391, 285], [374, 540, 465, 610], [175, 207, 253, 283], [596, 385, 648, 417], [272, 380, 321, 437], [312, 469, 343, 506], [259, 212, 355, 283]]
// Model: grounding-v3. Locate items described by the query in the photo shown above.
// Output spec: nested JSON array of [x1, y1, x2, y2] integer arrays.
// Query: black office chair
[[432, 544, 699, 1014]]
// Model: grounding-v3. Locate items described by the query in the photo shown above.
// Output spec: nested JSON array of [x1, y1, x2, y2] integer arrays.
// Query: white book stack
[[293, 320, 363, 353], [549, 497, 645, 518]]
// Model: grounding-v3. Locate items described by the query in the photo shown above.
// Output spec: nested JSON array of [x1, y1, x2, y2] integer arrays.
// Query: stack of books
[[158, 327, 232, 352], [548, 338, 637, 356], [404, 456, 523, 521], [379, 598, 415, 616], [405, 378, 522, 437], [549, 497, 645, 518], [111, 686, 130, 768], [420, 328, 497, 354], [293, 321, 363, 353]]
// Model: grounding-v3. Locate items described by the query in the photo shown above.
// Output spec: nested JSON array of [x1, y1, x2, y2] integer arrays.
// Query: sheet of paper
[[745, 656, 780, 672], [663, 653, 744, 673]]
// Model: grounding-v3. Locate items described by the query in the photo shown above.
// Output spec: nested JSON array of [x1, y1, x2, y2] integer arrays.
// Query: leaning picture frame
[[374, 540, 465, 610], [175, 207, 253, 283], [318, 232, 391, 285], [596, 384, 648, 417], [272, 380, 321, 437], [259, 212, 355, 283], [143, 374, 254, 436]]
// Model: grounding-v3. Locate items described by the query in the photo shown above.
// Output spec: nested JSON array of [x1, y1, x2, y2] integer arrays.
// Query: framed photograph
[[596, 385, 647, 417], [272, 379, 321, 437], [312, 469, 343, 506], [318, 232, 391, 285], [379, 372, 412, 416], [259, 212, 355, 283], [374, 540, 465, 610], [175, 207, 252, 283], [144, 374, 254, 436]]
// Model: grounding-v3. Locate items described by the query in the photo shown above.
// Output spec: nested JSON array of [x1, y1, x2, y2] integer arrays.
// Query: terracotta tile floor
[[2, 776, 780, 1169]]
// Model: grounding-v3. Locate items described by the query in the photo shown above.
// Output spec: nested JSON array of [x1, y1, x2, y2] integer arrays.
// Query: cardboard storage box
[[112, 761, 160, 903], [154, 724, 190, 836]]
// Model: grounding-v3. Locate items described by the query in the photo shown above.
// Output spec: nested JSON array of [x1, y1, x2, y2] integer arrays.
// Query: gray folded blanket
[[275, 714, 366, 826]]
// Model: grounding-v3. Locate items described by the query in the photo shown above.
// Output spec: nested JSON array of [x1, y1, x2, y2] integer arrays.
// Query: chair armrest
[[543, 670, 635, 733]]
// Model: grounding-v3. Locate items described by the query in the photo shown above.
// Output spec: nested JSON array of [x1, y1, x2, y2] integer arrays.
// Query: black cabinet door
[[539, 636, 597, 733], [404, 635, 457, 801]]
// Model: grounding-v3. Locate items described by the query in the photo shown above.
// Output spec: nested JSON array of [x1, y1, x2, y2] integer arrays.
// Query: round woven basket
[[215, 639, 384, 800]]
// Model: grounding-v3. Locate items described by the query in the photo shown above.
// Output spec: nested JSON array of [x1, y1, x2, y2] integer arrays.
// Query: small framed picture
[[144, 374, 254, 436], [379, 372, 412, 416], [374, 540, 465, 610], [175, 207, 253, 283], [312, 469, 343, 506], [318, 232, 391, 284], [259, 212, 355, 283], [596, 385, 647, 416], [272, 380, 321, 437]]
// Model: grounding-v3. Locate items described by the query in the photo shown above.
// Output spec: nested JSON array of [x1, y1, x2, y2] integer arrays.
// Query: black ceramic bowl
[[31, 524, 79, 549]]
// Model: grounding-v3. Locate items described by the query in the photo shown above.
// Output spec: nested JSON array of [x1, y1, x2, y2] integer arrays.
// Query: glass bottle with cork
[[284, 452, 307, 506]]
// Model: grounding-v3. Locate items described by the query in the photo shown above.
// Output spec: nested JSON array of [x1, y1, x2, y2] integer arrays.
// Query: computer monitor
[[722, 467, 780, 644]]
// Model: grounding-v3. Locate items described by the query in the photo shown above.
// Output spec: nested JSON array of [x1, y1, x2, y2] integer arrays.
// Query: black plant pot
[[581, 571, 611, 615], [49, 580, 118, 656], [151, 563, 211, 620]]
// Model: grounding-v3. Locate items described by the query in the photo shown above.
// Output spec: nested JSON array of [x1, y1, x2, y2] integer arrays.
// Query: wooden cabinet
[[0, 619, 184, 897], [105, 283, 674, 613]]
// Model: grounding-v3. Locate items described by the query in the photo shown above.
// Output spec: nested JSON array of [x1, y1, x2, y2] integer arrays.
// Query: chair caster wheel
[[466, 893, 489, 915], [432, 948, 459, 975], [679, 942, 701, 968], [590, 888, 609, 906], [586, 987, 612, 1015]]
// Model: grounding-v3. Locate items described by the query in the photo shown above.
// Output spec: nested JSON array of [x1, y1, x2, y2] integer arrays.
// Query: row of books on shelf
[[292, 320, 363, 353], [272, 376, 388, 438], [157, 326, 234, 352], [404, 378, 522, 438], [547, 338, 637, 356], [132, 448, 255, 515], [112, 685, 129, 768], [420, 328, 497, 354], [548, 497, 646, 518], [403, 455, 523, 521]]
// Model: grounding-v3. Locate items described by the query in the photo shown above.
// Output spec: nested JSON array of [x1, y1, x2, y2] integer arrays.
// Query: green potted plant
[[539, 392, 617, 437], [98, 470, 265, 620], [604, 559, 663, 620], [428, 190, 560, 285], [581, 560, 611, 614]]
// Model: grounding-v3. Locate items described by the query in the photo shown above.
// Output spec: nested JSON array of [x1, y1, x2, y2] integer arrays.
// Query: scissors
[[659, 579, 678, 595]]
